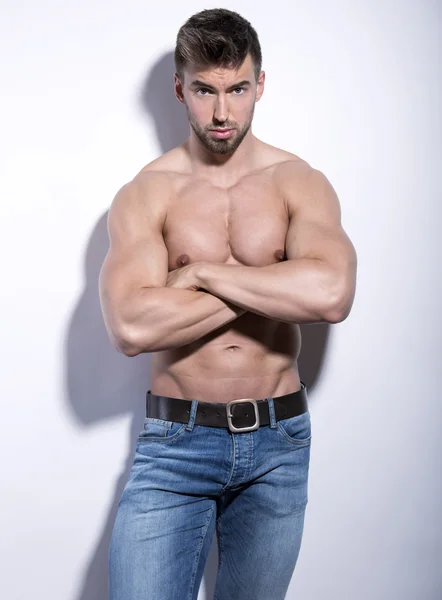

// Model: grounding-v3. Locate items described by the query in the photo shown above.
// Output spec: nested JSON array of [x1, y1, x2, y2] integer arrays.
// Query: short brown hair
[[174, 8, 262, 83]]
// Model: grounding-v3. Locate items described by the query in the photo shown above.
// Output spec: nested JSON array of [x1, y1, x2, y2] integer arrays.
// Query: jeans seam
[[217, 433, 236, 495], [212, 517, 225, 600], [188, 504, 216, 600]]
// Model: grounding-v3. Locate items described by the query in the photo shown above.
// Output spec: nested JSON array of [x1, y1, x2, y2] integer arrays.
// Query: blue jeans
[[109, 393, 312, 600]]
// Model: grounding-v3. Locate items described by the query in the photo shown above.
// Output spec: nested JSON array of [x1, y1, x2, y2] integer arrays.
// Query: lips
[[210, 129, 235, 139]]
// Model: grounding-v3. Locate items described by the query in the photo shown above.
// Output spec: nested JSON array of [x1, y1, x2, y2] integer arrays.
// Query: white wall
[[1, 1, 441, 598]]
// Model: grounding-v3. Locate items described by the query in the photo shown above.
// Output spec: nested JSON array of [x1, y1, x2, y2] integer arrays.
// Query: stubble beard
[[186, 104, 255, 156]]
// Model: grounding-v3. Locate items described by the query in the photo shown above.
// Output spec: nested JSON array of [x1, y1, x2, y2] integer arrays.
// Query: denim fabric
[[109, 395, 312, 600]]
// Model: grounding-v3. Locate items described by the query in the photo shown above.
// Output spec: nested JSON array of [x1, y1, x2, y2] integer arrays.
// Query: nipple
[[176, 254, 190, 267], [274, 248, 286, 261]]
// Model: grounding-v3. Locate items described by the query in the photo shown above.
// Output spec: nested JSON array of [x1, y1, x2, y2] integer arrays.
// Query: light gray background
[[1, 1, 441, 599]]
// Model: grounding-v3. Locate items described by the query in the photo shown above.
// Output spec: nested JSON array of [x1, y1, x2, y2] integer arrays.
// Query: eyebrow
[[190, 79, 252, 91]]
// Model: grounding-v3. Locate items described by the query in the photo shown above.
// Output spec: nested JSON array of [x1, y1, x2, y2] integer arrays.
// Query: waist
[[151, 330, 301, 402], [146, 381, 308, 431], [150, 364, 301, 404]]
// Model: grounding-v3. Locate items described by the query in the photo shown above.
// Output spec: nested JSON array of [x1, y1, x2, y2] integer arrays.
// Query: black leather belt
[[146, 382, 308, 433]]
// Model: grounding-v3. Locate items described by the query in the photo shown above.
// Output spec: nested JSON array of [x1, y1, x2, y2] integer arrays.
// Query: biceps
[[99, 243, 167, 328], [286, 219, 356, 273]]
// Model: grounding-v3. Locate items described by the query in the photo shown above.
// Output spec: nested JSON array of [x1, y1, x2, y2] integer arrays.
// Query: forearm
[[198, 259, 339, 324], [122, 288, 246, 355]]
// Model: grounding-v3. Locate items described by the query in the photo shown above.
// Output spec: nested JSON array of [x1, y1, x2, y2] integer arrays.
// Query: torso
[[142, 139, 305, 403]]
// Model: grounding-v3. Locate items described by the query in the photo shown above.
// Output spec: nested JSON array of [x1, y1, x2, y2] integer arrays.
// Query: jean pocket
[[276, 410, 312, 446], [137, 417, 187, 444]]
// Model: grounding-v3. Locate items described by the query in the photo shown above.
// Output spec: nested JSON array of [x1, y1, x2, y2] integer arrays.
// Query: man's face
[[175, 54, 265, 155]]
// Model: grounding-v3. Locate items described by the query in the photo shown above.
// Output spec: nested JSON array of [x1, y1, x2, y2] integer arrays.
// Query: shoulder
[[111, 146, 190, 214], [255, 140, 306, 170], [136, 145, 190, 179], [272, 157, 339, 217], [273, 156, 327, 189], [256, 141, 328, 191], [111, 171, 170, 214], [256, 139, 331, 187], [108, 172, 172, 232]]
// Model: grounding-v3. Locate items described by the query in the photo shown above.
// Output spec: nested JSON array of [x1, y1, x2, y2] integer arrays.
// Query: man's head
[[174, 8, 264, 155]]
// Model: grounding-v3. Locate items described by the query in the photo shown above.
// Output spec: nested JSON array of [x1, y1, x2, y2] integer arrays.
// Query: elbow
[[119, 341, 140, 357], [325, 304, 351, 324], [117, 325, 163, 355], [114, 324, 145, 357], [324, 265, 357, 324], [325, 287, 355, 324]]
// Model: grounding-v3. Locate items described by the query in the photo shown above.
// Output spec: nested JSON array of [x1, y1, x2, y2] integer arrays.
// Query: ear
[[255, 70, 265, 102], [174, 73, 185, 104]]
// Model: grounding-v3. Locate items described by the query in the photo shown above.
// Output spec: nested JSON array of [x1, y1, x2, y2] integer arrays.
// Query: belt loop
[[266, 397, 277, 428], [185, 399, 198, 431], [146, 390, 151, 417]]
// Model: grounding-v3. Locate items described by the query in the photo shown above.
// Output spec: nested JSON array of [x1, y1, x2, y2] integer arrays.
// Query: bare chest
[[164, 175, 289, 270]]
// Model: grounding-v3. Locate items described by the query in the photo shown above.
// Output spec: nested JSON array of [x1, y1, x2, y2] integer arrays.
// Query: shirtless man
[[100, 8, 357, 600]]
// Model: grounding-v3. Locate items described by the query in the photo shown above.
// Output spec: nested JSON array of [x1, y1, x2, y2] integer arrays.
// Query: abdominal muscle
[[149, 314, 302, 404]]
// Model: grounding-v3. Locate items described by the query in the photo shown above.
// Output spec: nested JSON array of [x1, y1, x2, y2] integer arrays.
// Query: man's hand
[[166, 262, 206, 291]]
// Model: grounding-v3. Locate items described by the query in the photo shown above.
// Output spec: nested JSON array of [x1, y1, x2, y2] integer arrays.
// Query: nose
[[213, 94, 228, 124]]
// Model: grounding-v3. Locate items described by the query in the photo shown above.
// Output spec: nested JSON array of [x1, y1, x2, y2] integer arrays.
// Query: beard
[[185, 103, 255, 155]]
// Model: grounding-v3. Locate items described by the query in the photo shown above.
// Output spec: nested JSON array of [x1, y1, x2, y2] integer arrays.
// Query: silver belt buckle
[[226, 398, 260, 433]]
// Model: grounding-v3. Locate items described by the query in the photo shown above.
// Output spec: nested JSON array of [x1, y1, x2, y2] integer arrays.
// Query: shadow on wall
[[67, 50, 329, 600]]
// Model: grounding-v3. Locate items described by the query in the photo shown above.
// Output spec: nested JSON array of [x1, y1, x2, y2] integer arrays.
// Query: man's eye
[[232, 88, 245, 94], [196, 88, 212, 95]]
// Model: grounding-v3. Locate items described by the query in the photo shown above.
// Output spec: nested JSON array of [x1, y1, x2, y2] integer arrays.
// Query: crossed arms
[[99, 163, 357, 355]]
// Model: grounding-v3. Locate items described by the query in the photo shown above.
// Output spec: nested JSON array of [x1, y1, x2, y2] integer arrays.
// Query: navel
[[176, 253, 190, 267]]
